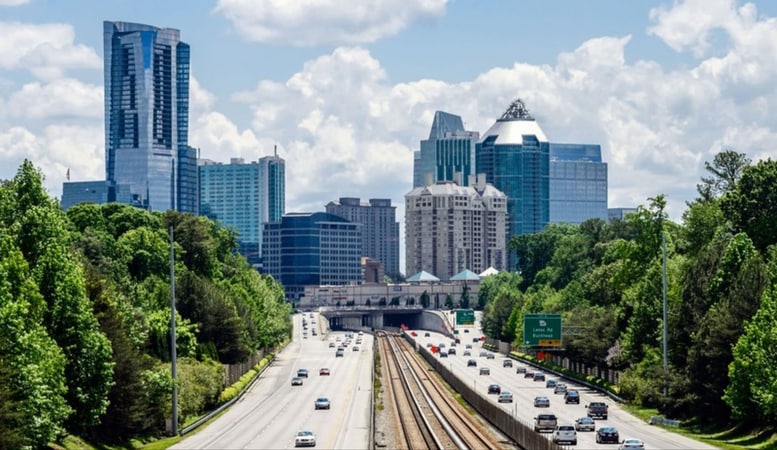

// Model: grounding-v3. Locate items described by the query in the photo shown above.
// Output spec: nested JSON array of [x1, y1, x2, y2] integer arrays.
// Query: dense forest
[[0, 161, 292, 448], [478, 150, 777, 428]]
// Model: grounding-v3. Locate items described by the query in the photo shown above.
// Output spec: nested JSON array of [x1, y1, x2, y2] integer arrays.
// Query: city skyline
[[2, 0, 777, 272]]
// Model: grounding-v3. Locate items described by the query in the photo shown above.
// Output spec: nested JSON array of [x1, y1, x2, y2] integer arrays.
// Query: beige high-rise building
[[405, 173, 507, 280]]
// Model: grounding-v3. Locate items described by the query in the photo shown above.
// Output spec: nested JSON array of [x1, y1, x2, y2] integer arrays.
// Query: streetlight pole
[[170, 225, 178, 435], [662, 231, 668, 397]]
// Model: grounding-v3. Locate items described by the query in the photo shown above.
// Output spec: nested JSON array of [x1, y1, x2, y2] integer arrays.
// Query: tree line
[[0, 160, 292, 448], [477, 150, 777, 427]]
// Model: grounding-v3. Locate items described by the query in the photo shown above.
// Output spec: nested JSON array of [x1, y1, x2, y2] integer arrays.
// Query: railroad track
[[378, 332, 502, 450]]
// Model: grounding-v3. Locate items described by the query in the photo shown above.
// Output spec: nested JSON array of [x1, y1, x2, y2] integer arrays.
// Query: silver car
[[534, 395, 550, 407], [314, 397, 331, 410], [575, 416, 596, 432], [295, 430, 316, 447]]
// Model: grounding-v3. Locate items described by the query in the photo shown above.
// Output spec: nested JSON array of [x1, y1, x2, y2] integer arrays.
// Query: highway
[[172, 312, 373, 449], [412, 324, 717, 450]]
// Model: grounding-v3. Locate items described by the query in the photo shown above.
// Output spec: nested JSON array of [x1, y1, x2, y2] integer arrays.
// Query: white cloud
[[0, 22, 102, 81], [6, 78, 102, 119], [0, 123, 103, 198], [213, 0, 449, 45]]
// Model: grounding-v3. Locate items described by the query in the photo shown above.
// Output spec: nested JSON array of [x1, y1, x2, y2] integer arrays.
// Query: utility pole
[[170, 225, 178, 435], [662, 231, 668, 397]]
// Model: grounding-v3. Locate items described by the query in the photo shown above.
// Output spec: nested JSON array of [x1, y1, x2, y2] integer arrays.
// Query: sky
[[2, 0, 777, 271]]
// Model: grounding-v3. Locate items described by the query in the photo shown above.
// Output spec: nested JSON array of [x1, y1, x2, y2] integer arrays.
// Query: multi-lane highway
[[411, 327, 717, 450], [172, 312, 373, 449]]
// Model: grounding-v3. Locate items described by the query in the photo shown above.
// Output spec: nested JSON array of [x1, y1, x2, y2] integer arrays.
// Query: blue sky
[[2, 0, 777, 270]]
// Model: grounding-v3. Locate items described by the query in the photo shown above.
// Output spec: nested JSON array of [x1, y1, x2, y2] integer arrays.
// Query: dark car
[[488, 384, 501, 394], [297, 369, 309, 378], [587, 401, 609, 419], [595, 426, 619, 444], [564, 390, 581, 404], [524, 370, 535, 378], [467, 359, 477, 367]]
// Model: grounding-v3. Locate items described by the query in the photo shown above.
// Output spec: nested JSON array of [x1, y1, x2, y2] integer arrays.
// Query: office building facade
[[476, 99, 549, 269], [199, 155, 285, 267], [263, 212, 362, 300], [405, 174, 507, 281], [104, 21, 196, 213], [60, 180, 134, 210], [414, 111, 479, 188], [549, 143, 608, 224], [325, 197, 400, 279]]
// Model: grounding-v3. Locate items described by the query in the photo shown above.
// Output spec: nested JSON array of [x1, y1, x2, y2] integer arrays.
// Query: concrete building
[[199, 154, 285, 267], [413, 111, 479, 188], [263, 212, 362, 300], [325, 197, 400, 279], [405, 174, 507, 281], [549, 143, 608, 224]]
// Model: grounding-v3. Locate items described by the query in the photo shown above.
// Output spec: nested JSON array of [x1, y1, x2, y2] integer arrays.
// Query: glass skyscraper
[[199, 154, 285, 268], [476, 99, 550, 268], [103, 21, 195, 213], [413, 111, 479, 188], [549, 143, 608, 224]]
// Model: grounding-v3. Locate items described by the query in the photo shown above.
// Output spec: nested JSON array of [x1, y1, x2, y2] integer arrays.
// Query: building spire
[[500, 98, 534, 120]]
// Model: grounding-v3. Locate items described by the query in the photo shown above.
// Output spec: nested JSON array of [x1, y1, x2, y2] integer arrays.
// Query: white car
[[295, 430, 316, 447], [619, 438, 645, 449], [552, 425, 577, 445]]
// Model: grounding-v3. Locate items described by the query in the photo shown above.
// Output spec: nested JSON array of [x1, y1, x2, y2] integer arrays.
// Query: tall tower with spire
[[476, 99, 550, 269]]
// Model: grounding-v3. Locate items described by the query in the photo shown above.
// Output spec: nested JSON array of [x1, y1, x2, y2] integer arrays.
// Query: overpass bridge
[[318, 306, 457, 337]]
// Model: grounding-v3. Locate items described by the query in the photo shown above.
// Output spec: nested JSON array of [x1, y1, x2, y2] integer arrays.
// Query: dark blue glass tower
[[104, 21, 196, 212], [476, 99, 550, 269], [262, 212, 362, 300]]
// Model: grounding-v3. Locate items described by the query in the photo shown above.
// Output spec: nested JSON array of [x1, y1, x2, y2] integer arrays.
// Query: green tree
[[0, 233, 71, 447], [724, 283, 777, 422], [721, 158, 777, 252], [419, 290, 430, 308], [697, 148, 750, 201]]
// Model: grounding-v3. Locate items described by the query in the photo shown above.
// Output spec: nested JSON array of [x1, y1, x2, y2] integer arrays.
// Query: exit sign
[[523, 314, 562, 347]]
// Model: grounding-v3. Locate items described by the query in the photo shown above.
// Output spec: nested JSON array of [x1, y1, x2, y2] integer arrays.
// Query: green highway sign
[[523, 314, 562, 347], [455, 309, 475, 325]]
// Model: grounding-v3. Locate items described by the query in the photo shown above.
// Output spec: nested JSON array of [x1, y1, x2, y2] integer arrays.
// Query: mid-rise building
[[405, 174, 507, 280], [608, 207, 637, 221], [103, 21, 195, 212], [325, 197, 400, 279], [549, 143, 608, 224], [476, 99, 549, 269], [60, 180, 135, 210], [199, 154, 285, 267], [262, 212, 362, 300], [414, 111, 479, 188]]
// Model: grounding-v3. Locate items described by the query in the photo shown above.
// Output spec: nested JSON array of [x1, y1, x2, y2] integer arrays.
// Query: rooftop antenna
[[501, 98, 534, 120], [274, 144, 277, 157]]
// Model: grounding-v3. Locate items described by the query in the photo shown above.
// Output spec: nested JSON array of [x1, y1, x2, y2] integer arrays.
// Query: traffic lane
[[413, 331, 715, 449], [172, 330, 371, 449]]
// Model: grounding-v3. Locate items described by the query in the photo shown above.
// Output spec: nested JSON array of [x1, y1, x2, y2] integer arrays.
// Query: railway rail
[[378, 331, 503, 450]]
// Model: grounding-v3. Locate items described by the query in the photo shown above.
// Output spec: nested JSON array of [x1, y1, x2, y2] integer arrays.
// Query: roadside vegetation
[[477, 150, 777, 448], [0, 160, 292, 448]]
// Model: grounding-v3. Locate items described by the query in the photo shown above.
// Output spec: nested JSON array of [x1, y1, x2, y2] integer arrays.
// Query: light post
[[170, 225, 178, 435], [662, 231, 668, 397]]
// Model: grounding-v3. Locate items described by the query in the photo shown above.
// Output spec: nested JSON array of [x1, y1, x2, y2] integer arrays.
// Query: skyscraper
[[413, 111, 479, 188], [103, 21, 195, 212], [549, 143, 608, 224], [325, 197, 400, 279], [476, 99, 550, 268], [199, 154, 285, 268]]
